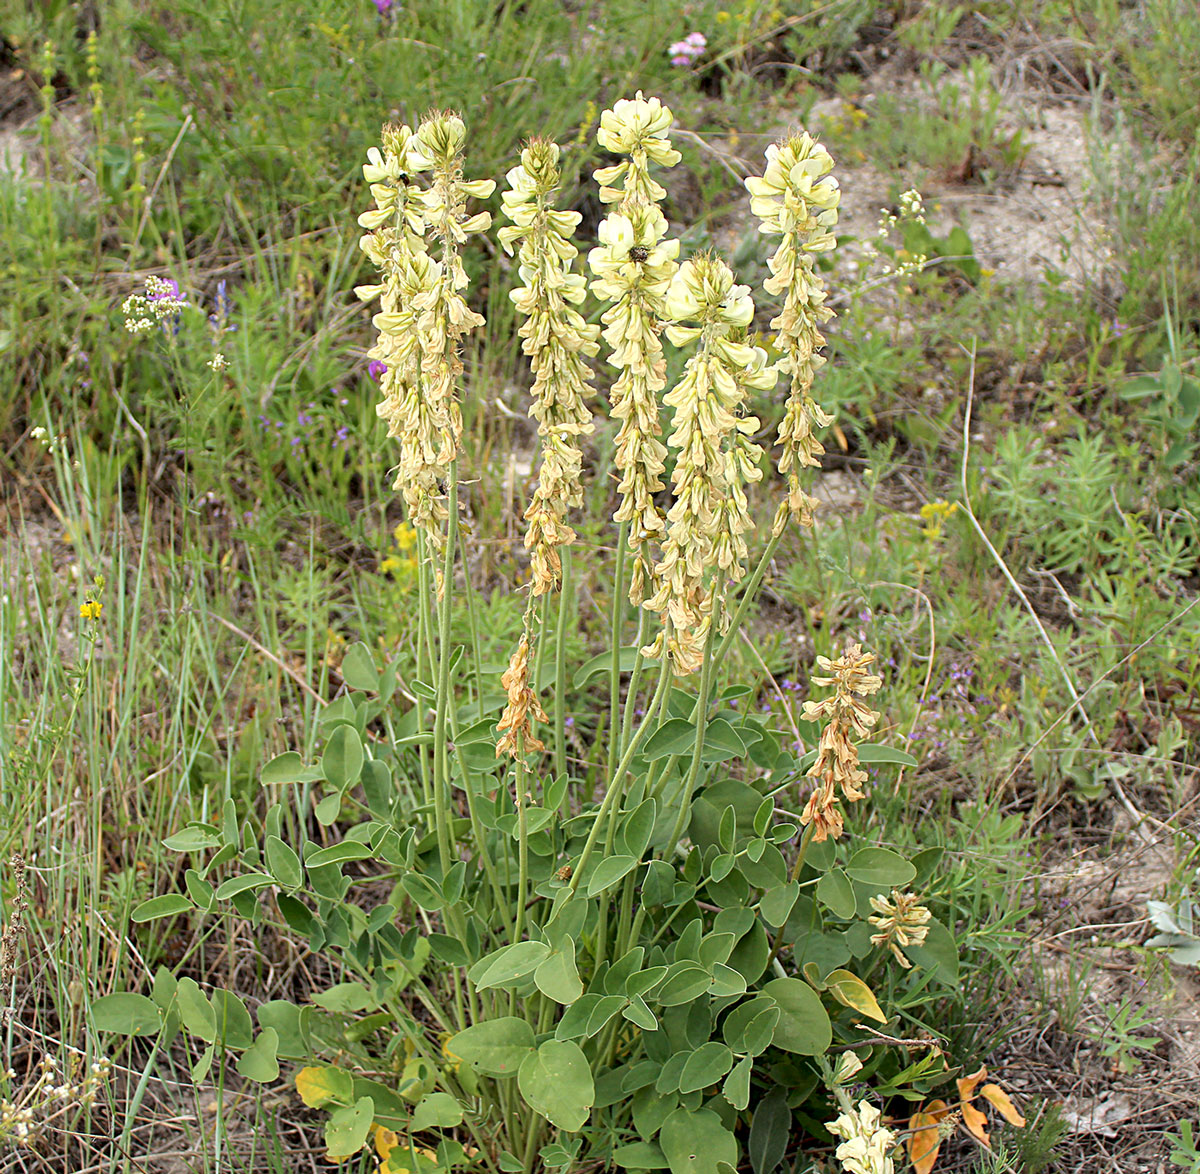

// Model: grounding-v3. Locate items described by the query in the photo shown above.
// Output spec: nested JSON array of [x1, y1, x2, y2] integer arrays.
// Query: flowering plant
[[96, 97, 976, 1174]]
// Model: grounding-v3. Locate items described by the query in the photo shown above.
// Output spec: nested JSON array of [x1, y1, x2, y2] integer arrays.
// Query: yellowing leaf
[[956, 1065, 987, 1103], [908, 1099, 949, 1174], [980, 1083, 1026, 1128], [375, 1126, 400, 1159], [824, 969, 888, 1024], [295, 1065, 354, 1109], [961, 1100, 990, 1148]]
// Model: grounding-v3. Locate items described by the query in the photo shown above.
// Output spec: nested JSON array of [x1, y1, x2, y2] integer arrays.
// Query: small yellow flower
[[80, 600, 102, 620], [393, 521, 417, 550]]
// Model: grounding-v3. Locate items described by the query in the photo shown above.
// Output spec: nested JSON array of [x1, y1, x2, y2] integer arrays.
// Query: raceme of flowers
[[356, 116, 495, 559], [745, 131, 841, 534], [589, 93, 682, 607], [868, 889, 932, 968], [641, 254, 775, 674], [499, 138, 599, 598]]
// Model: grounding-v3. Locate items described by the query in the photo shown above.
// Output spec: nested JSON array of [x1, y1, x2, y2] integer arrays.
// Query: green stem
[[663, 598, 723, 859], [513, 759, 529, 942], [553, 549, 572, 781], [618, 607, 651, 758], [712, 528, 785, 669], [557, 659, 672, 913], [606, 522, 629, 783], [432, 464, 460, 876], [766, 823, 816, 969]]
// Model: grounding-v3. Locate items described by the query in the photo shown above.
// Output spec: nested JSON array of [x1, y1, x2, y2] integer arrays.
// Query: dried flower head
[[745, 131, 841, 534], [868, 890, 932, 968], [500, 138, 599, 595], [496, 630, 549, 759], [826, 1099, 897, 1174], [798, 644, 882, 841]]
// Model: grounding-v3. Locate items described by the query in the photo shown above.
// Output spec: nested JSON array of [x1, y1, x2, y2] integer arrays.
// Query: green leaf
[[655, 964, 711, 1006], [678, 1042, 733, 1094], [130, 894, 193, 923], [305, 841, 373, 869], [796, 743, 917, 772], [473, 941, 551, 989], [587, 854, 641, 896], [518, 1039, 594, 1132], [643, 719, 698, 760], [211, 989, 254, 1049], [816, 868, 857, 919], [574, 646, 641, 688], [534, 937, 584, 1005], [614, 1142, 670, 1169], [723, 1056, 752, 1111], [314, 791, 343, 826], [619, 798, 658, 859], [749, 1087, 790, 1174], [176, 978, 216, 1042], [759, 882, 799, 928], [429, 933, 471, 967], [659, 1108, 739, 1174], [904, 917, 959, 985], [701, 719, 746, 763], [449, 1018, 535, 1078], [321, 725, 364, 790], [191, 1043, 214, 1084], [721, 995, 778, 1057], [162, 825, 220, 852], [213, 873, 274, 900], [264, 835, 303, 889], [325, 1095, 374, 1160], [257, 1000, 311, 1059], [761, 978, 831, 1055], [413, 1091, 464, 1131], [91, 993, 161, 1037], [261, 751, 306, 785], [401, 872, 446, 910], [844, 848, 915, 889], [237, 1028, 280, 1083], [340, 642, 379, 691]]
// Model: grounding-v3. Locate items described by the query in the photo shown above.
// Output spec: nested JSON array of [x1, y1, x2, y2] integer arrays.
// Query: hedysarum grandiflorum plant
[[106, 98, 966, 1174]]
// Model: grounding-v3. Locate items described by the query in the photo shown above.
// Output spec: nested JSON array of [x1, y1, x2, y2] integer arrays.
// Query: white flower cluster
[[745, 132, 841, 533], [0, 1052, 112, 1148], [499, 139, 599, 597], [355, 115, 495, 559], [588, 93, 682, 605], [121, 274, 187, 335], [826, 1099, 897, 1174], [642, 254, 776, 673]]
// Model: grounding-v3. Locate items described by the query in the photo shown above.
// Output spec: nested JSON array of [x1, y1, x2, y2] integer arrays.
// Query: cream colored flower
[[868, 890, 932, 968], [499, 138, 599, 596], [589, 97, 682, 605], [745, 131, 841, 534], [826, 1100, 897, 1174], [356, 113, 493, 569], [641, 255, 775, 674]]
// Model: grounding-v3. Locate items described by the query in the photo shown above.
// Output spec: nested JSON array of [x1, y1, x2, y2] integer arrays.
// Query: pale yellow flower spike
[[588, 93, 682, 605], [798, 643, 881, 841], [641, 253, 776, 675], [355, 115, 495, 570], [500, 138, 599, 596], [744, 131, 841, 534]]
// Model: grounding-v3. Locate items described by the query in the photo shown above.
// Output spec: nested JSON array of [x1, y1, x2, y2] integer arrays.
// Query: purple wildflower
[[368, 360, 388, 381]]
